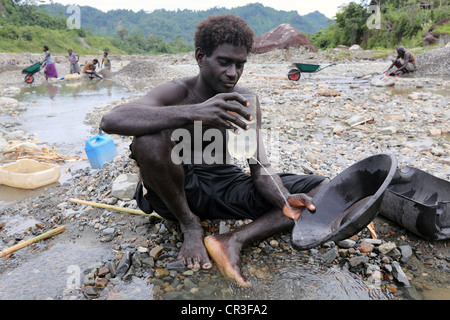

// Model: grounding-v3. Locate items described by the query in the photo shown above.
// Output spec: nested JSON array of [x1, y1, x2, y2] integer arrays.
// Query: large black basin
[[379, 166, 450, 240], [292, 153, 398, 250]]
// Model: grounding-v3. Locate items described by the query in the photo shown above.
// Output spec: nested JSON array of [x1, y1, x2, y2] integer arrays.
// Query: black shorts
[[135, 163, 326, 221]]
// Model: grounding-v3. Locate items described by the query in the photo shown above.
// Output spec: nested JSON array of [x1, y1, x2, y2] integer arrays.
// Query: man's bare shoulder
[[140, 76, 197, 106], [234, 86, 253, 95]]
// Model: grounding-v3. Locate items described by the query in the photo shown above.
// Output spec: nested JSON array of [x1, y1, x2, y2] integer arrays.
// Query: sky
[[41, 0, 355, 19]]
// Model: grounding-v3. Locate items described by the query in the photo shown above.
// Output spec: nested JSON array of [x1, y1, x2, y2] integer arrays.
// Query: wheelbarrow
[[287, 63, 335, 81], [22, 62, 42, 84]]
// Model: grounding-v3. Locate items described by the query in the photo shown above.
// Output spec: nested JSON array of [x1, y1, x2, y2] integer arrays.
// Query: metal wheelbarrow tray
[[287, 63, 335, 81], [379, 166, 450, 240]]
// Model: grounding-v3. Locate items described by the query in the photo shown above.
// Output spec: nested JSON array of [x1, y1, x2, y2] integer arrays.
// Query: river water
[[0, 80, 134, 207], [12, 79, 130, 157]]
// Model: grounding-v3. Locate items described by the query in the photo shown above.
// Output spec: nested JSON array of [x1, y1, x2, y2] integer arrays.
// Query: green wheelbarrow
[[287, 63, 335, 81], [22, 62, 43, 84]]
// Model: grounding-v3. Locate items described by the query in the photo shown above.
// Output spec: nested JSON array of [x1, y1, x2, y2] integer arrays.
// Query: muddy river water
[[12, 80, 130, 157], [0, 80, 134, 205]]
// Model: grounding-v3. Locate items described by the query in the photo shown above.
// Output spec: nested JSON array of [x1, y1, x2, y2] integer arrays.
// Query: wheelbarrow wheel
[[25, 75, 34, 84], [288, 69, 301, 81]]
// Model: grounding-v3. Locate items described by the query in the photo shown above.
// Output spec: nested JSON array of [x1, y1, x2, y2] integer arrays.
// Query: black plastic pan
[[292, 153, 398, 250]]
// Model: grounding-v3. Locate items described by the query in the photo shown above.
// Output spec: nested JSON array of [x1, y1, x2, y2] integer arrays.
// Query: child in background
[[68, 49, 81, 74], [101, 51, 111, 70]]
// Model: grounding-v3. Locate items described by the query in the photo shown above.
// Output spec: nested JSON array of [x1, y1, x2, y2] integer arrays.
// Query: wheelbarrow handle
[[316, 63, 336, 72]]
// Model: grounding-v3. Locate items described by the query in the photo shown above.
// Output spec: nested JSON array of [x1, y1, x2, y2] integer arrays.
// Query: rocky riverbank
[[0, 46, 449, 300]]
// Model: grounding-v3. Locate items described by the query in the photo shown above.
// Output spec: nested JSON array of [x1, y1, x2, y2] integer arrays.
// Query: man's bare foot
[[178, 229, 212, 269], [204, 234, 251, 287]]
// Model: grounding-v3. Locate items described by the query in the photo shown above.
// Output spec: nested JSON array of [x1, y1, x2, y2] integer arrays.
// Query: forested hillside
[[0, 0, 331, 54], [1, 0, 449, 54], [40, 2, 331, 46], [310, 0, 450, 49]]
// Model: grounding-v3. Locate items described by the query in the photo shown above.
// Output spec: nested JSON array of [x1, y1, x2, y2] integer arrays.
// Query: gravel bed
[[0, 47, 449, 300]]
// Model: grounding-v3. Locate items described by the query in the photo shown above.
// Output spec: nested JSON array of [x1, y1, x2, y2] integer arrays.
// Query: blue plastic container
[[85, 133, 118, 169]]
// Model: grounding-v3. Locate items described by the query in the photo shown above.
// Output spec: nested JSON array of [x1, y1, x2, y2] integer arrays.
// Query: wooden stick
[[367, 221, 378, 239], [350, 118, 374, 127], [70, 198, 163, 219], [0, 225, 66, 258], [63, 158, 87, 175]]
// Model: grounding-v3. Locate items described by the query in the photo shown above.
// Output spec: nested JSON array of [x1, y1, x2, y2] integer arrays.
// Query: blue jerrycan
[[85, 132, 118, 169]]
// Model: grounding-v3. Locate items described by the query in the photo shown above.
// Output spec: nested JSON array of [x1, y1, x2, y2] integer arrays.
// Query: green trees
[[116, 29, 129, 41], [39, 3, 331, 46], [335, 2, 369, 46], [2, 1, 332, 55], [310, 0, 450, 50], [0, 0, 191, 54], [2, 0, 449, 54]]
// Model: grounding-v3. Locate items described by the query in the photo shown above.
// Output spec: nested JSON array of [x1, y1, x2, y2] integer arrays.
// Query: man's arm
[[397, 52, 411, 73], [248, 98, 317, 219], [385, 55, 400, 73], [101, 81, 253, 137], [249, 97, 290, 209]]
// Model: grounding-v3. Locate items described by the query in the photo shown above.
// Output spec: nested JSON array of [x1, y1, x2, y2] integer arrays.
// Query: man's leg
[[393, 60, 403, 69], [204, 178, 329, 287], [131, 132, 212, 269]]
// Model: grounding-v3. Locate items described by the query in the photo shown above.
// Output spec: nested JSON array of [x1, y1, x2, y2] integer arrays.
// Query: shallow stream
[[0, 80, 134, 207], [12, 80, 130, 157]]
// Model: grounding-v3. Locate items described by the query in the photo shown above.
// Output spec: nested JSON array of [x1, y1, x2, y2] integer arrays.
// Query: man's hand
[[282, 194, 316, 221], [196, 92, 252, 131]]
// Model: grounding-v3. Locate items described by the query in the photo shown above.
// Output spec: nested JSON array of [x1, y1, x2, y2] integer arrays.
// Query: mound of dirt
[[114, 59, 165, 80], [252, 24, 317, 54], [0, 64, 23, 73]]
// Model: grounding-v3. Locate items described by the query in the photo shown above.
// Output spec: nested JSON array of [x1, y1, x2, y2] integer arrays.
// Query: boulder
[[333, 45, 349, 51], [0, 97, 19, 107], [424, 18, 450, 46], [111, 173, 139, 200], [349, 44, 363, 51], [439, 33, 449, 45], [423, 32, 438, 46], [370, 77, 395, 87], [252, 24, 317, 54]]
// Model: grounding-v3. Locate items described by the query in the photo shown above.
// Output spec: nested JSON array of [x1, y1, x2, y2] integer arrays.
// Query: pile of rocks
[[43, 154, 427, 300], [415, 46, 450, 78], [0, 127, 38, 156], [79, 218, 417, 300], [0, 96, 23, 117]]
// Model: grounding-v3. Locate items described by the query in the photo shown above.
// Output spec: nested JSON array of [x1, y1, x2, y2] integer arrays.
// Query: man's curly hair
[[194, 14, 254, 57]]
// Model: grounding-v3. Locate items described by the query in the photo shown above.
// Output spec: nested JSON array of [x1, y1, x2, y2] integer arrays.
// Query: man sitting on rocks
[[100, 14, 329, 287], [385, 46, 417, 76], [83, 59, 103, 79]]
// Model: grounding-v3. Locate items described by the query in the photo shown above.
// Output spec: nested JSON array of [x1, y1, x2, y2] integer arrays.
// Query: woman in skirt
[[42, 45, 58, 80]]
